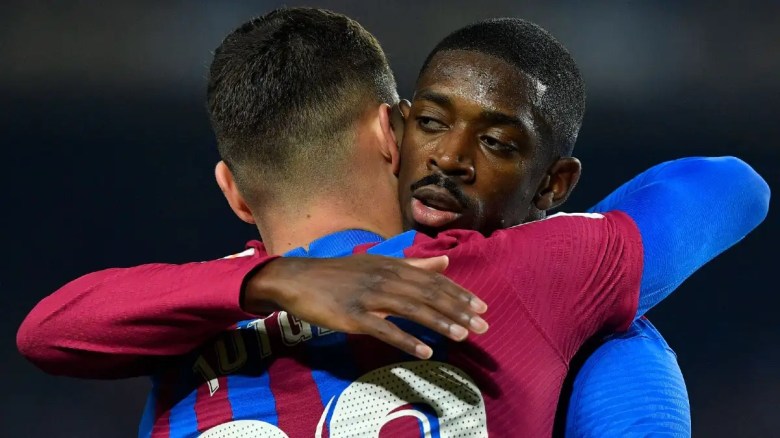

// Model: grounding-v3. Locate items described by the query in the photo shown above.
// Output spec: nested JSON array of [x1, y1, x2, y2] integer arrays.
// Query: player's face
[[397, 50, 550, 236]]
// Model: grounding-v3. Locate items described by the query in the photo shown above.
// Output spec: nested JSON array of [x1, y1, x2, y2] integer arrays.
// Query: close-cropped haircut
[[208, 7, 398, 203], [419, 18, 585, 158]]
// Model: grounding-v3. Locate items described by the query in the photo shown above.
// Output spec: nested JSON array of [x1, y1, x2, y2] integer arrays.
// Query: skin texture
[[398, 49, 581, 236], [247, 255, 489, 360]]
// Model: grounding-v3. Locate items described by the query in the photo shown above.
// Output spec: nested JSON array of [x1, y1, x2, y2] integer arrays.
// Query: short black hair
[[208, 7, 397, 203], [419, 18, 585, 157]]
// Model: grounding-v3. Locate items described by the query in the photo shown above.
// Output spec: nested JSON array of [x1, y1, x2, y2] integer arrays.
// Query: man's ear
[[377, 103, 401, 175], [399, 99, 412, 121], [214, 161, 255, 224], [390, 101, 406, 147], [533, 157, 582, 211]]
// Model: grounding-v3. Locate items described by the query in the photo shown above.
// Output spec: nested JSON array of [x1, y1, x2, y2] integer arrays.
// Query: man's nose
[[426, 137, 476, 183]]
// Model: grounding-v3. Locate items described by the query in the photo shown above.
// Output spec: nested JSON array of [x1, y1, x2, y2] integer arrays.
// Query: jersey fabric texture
[[140, 211, 643, 437], [559, 155, 771, 437], [563, 318, 690, 437]]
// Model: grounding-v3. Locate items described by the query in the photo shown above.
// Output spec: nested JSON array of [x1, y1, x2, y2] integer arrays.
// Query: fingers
[[420, 275, 488, 328], [431, 275, 488, 315], [312, 254, 490, 354], [363, 257, 489, 336], [403, 255, 449, 273], [393, 268, 488, 319], [389, 258, 488, 315], [363, 293, 468, 342], [359, 314, 433, 360]]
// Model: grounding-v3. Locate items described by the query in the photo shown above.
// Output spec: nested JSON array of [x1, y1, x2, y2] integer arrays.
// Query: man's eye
[[417, 117, 446, 132], [481, 135, 518, 153]]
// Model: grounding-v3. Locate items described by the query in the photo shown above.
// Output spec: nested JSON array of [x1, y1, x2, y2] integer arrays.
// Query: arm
[[16, 249, 276, 378], [18, 248, 486, 378], [564, 319, 690, 437], [488, 156, 768, 358], [587, 156, 770, 316], [558, 157, 765, 437]]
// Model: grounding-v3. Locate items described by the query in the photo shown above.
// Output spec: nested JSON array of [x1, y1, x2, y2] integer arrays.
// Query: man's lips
[[411, 185, 464, 228], [413, 185, 464, 212]]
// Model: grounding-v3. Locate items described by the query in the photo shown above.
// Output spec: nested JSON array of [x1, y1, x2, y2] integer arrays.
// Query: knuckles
[[357, 272, 388, 293], [400, 301, 419, 316], [420, 285, 439, 303], [380, 261, 402, 277]]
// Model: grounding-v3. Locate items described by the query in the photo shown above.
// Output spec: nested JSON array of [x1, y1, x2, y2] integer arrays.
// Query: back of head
[[208, 7, 398, 206], [419, 18, 585, 158]]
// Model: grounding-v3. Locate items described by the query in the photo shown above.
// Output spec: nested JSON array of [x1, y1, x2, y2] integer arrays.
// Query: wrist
[[241, 257, 300, 315]]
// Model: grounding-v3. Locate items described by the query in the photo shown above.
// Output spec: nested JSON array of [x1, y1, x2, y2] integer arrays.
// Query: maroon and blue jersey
[[19, 157, 770, 437], [140, 211, 644, 437]]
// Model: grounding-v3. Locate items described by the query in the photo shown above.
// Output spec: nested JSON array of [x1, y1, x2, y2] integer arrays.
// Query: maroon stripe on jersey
[[266, 312, 324, 436], [268, 357, 323, 435], [151, 369, 177, 438], [351, 242, 378, 254], [195, 375, 233, 432], [151, 411, 171, 438]]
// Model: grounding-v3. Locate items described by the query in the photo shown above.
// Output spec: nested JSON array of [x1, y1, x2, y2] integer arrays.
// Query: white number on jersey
[[199, 361, 488, 438]]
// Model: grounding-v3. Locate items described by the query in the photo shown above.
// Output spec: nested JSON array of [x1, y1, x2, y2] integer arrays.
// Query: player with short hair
[[18, 8, 769, 437], [399, 20, 688, 436]]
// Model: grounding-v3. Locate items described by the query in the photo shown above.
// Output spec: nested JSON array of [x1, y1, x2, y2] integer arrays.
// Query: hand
[[243, 254, 488, 360]]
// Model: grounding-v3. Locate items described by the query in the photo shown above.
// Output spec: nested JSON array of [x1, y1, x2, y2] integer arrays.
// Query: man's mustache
[[409, 173, 472, 209]]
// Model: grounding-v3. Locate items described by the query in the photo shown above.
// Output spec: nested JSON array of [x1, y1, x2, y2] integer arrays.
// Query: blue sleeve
[[587, 156, 770, 316], [565, 319, 691, 437]]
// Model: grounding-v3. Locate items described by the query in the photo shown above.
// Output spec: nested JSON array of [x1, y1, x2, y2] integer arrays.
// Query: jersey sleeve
[[587, 156, 770, 317], [16, 247, 277, 379], [564, 319, 691, 437], [482, 211, 644, 359]]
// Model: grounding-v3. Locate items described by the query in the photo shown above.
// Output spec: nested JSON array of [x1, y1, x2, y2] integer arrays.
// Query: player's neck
[[256, 193, 403, 255]]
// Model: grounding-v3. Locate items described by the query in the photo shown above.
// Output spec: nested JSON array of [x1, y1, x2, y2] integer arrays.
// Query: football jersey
[[19, 157, 767, 437], [141, 211, 642, 437]]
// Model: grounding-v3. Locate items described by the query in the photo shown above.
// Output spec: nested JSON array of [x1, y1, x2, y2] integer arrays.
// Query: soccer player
[[18, 9, 769, 437]]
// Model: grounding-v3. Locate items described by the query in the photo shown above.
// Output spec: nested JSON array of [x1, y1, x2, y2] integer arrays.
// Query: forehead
[[416, 49, 541, 115]]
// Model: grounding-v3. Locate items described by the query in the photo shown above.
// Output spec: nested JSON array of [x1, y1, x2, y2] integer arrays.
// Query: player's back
[[142, 211, 643, 437], [380, 211, 642, 435]]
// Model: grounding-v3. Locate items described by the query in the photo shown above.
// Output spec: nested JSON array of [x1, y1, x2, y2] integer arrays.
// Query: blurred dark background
[[2, 1, 777, 436]]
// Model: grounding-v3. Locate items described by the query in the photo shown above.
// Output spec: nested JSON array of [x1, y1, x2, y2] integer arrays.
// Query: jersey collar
[[283, 229, 386, 258]]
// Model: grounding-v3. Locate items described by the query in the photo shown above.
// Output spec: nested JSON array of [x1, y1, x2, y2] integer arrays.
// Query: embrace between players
[[18, 7, 770, 438]]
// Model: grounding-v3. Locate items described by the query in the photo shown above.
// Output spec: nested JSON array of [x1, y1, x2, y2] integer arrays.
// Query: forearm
[[588, 156, 770, 316], [17, 252, 277, 378]]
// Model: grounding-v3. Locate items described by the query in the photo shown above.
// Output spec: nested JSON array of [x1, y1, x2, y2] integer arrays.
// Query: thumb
[[403, 255, 449, 273]]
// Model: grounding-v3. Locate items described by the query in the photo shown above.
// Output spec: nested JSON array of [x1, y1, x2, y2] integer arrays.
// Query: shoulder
[[495, 210, 639, 244], [605, 318, 671, 347], [219, 241, 266, 259], [570, 320, 684, 409], [570, 320, 680, 398], [581, 319, 677, 377], [406, 211, 636, 254], [542, 211, 639, 235], [487, 210, 641, 268], [567, 320, 690, 437]]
